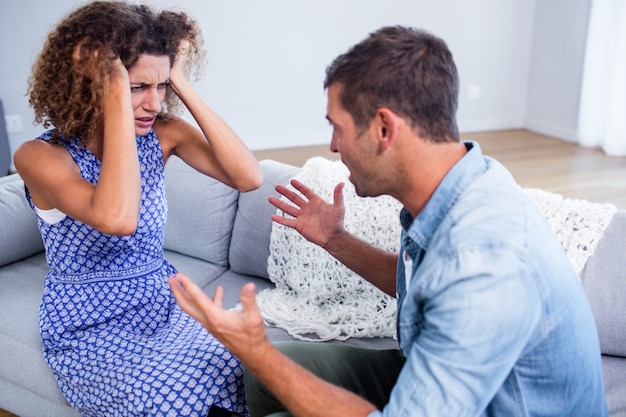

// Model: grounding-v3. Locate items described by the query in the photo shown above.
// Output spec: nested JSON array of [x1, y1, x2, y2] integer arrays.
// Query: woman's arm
[[160, 41, 262, 192], [14, 58, 141, 235]]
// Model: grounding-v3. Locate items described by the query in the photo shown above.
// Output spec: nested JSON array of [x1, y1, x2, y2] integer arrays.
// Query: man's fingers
[[169, 273, 212, 321], [240, 283, 257, 304], [239, 283, 264, 325], [212, 285, 224, 309], [270, 213, 298, 229], [274, 184, 308, 208], [290, 179, 344, 209], [290, 179, 317, 199], [269, 196, 300, 219], [333, 182, 345, 207], [172, 273, 203, 298]]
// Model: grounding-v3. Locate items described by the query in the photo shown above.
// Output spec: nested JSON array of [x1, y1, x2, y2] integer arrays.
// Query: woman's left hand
[[169, 39, 191, 87]]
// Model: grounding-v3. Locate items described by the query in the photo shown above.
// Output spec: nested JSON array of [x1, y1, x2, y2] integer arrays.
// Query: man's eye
[[157, 82, 169, 90], [130, 86, 144, 92]]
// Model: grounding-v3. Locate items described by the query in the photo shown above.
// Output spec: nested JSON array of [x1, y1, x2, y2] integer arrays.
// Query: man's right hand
[[269, 179, 346, 250], [270, 178, 398, 297]]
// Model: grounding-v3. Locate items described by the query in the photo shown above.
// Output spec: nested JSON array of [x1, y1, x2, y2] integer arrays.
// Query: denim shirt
[[369, 142, 607, 417]]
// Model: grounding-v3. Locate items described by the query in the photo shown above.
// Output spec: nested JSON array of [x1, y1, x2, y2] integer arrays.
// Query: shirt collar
[[400, 141, 488, 250]]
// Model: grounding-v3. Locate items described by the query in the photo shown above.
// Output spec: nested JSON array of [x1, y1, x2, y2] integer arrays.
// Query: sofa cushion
[[229, 160, 300, 279], [164, 249, 228, 290], [0, 174, 44, 266], [601, 355, 626, 416], [0, 253, 68, 404], [163, 156, 239, 266], [581, 210, 626, 357]]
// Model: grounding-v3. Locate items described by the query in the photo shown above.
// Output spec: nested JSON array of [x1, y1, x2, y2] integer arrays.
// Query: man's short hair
[[324, 26, 460, 142]]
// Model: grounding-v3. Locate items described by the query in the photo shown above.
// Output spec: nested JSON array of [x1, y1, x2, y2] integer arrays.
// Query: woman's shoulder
[[153, 116, 194, 156], [15, 135, 65, 161], [14, 135, 79, 183], [154, 115, 188, 133]]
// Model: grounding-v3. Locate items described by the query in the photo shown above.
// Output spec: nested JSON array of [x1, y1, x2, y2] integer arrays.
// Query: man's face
[[326, 84, 381, 198]]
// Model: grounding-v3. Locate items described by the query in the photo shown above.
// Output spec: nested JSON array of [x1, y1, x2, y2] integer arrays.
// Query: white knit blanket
[[256, 157, 616, 342], [523, 187, 616, 276]]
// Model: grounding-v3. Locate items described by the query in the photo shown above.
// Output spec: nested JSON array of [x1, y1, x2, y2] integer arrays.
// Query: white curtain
[[577, 0, 626, 156]]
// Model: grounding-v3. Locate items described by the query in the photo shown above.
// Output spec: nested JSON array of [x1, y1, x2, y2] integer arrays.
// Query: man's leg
[[244, 341, 404, 417]]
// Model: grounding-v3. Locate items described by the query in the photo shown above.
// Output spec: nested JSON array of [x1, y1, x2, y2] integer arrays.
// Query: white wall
[[2, 0, 578, 166], [524, 0, 592, 142]]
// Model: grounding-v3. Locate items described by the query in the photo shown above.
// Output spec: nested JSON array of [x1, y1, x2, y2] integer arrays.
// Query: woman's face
[[127, 54, 171, 136]]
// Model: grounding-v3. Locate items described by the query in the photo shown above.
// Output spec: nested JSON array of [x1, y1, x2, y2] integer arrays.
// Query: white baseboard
[[523, 121, 577, 143], [247, 121, 579, 150], [248, 132, 331, 151], [457, 119, 523, 134]]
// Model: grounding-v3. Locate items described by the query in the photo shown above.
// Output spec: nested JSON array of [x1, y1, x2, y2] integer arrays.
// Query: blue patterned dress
[[27, 130, 248, 417]]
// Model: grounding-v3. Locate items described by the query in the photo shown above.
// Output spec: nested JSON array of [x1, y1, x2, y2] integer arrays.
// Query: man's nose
[[330, 134, 339, 153]]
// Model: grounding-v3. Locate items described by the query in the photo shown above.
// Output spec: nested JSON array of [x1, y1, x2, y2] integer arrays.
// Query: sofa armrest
[[580, 210, 626, 358], [228, 160, 300, 279], [0, 174, 44, 266]]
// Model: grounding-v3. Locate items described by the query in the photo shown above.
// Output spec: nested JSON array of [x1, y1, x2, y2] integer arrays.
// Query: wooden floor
[[253, 128, 626, 209], [1, 128, 625, 417]]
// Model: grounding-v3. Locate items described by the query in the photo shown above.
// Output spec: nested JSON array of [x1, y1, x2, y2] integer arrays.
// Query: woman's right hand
[[72, 42, 129, 85], [15, 42, 140, 236]]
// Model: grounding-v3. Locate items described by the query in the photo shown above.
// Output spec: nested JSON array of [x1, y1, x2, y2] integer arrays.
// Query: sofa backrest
[[164, 157, 300, 278], [163, 156, 239, 266], [0, 99, 11, 177], [0, 157, 300, 274], [228, 159, 300, 279], [0, 173, 44, 266]]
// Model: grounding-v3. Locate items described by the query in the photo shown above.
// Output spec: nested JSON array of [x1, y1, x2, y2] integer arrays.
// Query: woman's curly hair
[[28, 0, 206, 143]]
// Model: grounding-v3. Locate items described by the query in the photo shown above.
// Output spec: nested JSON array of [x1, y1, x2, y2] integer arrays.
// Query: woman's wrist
[[168, 72, 191, 97]]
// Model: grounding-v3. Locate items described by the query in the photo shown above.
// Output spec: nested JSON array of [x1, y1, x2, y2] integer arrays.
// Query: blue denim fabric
[[369, 142, 607, 417]]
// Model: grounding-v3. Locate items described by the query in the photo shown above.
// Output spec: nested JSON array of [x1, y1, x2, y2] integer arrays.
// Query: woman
[[13, 2, 261, 416]]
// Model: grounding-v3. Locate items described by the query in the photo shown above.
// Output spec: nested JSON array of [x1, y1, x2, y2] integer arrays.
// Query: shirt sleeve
[[382, 245, 543, 416]]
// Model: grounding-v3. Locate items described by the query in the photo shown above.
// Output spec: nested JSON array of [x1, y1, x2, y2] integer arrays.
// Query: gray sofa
[[0, 156, 624, 416]]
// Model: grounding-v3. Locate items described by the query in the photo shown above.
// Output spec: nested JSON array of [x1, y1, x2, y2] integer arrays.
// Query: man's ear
[[374, 108, 398, 150]]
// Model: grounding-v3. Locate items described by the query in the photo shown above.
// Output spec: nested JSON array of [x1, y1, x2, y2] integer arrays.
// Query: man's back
[[390, 143, 607, 416]]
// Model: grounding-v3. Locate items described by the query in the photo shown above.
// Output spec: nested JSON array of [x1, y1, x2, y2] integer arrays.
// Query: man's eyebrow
[[325, 115, 334, 125]]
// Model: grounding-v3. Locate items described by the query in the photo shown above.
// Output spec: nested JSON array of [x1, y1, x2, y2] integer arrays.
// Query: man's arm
[[168, 274, 378, 417], [270, 179, 398, 296]]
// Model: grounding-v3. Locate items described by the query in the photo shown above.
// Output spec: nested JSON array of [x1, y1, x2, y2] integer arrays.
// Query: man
[[170, 26, 607, 416]]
